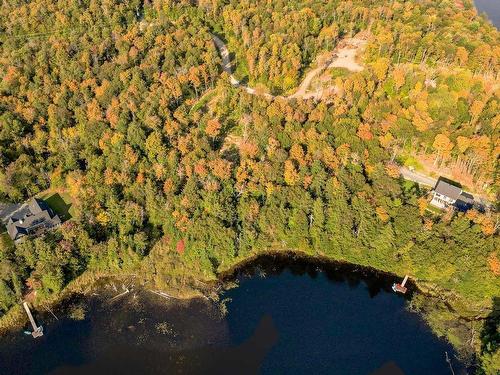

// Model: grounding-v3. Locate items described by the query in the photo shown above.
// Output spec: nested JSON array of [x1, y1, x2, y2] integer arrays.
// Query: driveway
[[399, 167, 493, 210], [0, 202, 24, 225], [399, 167, 437, 188]]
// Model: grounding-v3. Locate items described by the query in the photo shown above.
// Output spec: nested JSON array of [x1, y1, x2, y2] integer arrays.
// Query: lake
[[0, 255, 466, 375], [475, 0, 500, 27], [3, 3, 499, 370]]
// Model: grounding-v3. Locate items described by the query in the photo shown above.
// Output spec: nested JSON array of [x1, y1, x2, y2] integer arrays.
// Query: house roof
[[28, 198, 46, 214], [8, 206, 31, 223], [6, 198, 61, 241], [434, 180, 462, 200], [457, 192, 474, 205], [7, 221, 25, 240]]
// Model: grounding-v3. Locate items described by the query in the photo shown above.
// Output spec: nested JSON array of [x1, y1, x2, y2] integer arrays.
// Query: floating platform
[[392, 275, 409, 294], [392, 283, 408, 294]]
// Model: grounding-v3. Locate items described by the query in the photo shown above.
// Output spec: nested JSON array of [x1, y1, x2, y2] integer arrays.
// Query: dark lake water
[[0, 3, 497, 373], [475, 0, 500, 27], [0, 255, 466, 375]]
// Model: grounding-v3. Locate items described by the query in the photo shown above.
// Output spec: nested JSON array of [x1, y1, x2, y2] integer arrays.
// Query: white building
[[430, 179, 474, 211]]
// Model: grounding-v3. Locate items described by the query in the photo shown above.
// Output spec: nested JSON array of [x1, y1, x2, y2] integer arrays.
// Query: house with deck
[[6, 198, 61, 243], [430, 179, 474, 211]]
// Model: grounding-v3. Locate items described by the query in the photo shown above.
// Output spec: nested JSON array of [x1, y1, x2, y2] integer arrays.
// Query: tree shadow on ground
[[45, 193, 72, 222], [437, 176, 462, 189]]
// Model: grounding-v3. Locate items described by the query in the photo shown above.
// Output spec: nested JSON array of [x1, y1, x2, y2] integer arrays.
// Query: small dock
[[392, 275, 409, 294], [23, 302, 43, 338]]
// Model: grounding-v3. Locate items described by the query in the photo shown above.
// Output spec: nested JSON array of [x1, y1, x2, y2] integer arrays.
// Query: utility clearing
[[212, 32, 368, 100]]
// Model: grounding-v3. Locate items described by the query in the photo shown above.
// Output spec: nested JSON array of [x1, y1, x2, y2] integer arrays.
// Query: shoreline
[[0, 248, 489, 365], [217, 249, 414, 291], [219, 248, 490, 317], [473, 0, 500, 29]]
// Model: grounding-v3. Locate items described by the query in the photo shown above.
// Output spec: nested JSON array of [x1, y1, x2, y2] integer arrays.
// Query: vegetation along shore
[[0, 0, 498, 373]]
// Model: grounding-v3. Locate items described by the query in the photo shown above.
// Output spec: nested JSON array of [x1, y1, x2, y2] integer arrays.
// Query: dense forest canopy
[[0, 0, 499, 372]]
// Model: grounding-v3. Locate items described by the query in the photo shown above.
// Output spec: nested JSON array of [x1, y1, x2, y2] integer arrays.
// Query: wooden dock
[[23, 302, 43, 338]]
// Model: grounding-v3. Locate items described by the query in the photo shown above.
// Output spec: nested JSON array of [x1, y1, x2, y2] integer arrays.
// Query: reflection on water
[[0, 294, 232, 375], [0, 255, 466, 375], [49, 314, 278, 375], [223, 255, 466, 375]]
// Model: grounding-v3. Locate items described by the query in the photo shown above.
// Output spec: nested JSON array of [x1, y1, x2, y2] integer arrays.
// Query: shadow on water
[[0, 254, 464, 375], [220, 254, 463, 375], [50, 315, 279, 375], [223, 253, 413, 300]]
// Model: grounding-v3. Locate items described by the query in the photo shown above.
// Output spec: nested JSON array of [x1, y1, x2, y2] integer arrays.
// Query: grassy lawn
[[396, 154, 424, 171], [37, 189, 77, 222], [426, 205, 443, 216], [327, 67, 350, 78]]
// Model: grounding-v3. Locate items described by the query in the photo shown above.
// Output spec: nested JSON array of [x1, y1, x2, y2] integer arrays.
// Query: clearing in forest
[[212, 32, 368, 100]]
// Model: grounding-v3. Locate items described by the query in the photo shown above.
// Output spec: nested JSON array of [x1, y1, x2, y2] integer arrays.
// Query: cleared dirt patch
[[213, 32, 368, 101]]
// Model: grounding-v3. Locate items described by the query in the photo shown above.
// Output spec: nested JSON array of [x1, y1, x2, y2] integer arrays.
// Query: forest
[[0, 0, 498, 372]]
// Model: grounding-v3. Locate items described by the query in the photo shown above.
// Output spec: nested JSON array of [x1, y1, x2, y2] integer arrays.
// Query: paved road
[[0, 202, 24, 225], [399, 167, 437, 188]]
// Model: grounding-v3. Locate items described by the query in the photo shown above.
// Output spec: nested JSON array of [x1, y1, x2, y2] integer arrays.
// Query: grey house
[[6, 199, 61, 243], [430, 179, 474, 211]]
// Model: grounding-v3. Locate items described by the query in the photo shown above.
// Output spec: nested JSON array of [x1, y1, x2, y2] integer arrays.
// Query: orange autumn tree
[[385, 163, 400, 178], [488, 253, 500, 276], [206, 118, 222, 139], [375, 206, 390, 222], [392, 66, 406, 89], [284, 159, 300, 186], [176, 239, 186, 255], [417, 197, 428, 216], [432, 134, 454, 166], [357, 123, 373, 141]]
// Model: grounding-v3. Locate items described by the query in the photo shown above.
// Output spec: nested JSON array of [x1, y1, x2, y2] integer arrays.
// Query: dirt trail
[[212, 34, 367, 100], [212, 35, 273, 99]]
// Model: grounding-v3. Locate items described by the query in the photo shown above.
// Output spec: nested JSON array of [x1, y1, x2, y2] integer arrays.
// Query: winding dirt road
[[212, 34, 367, 100], [212, 35, 273, 99]]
